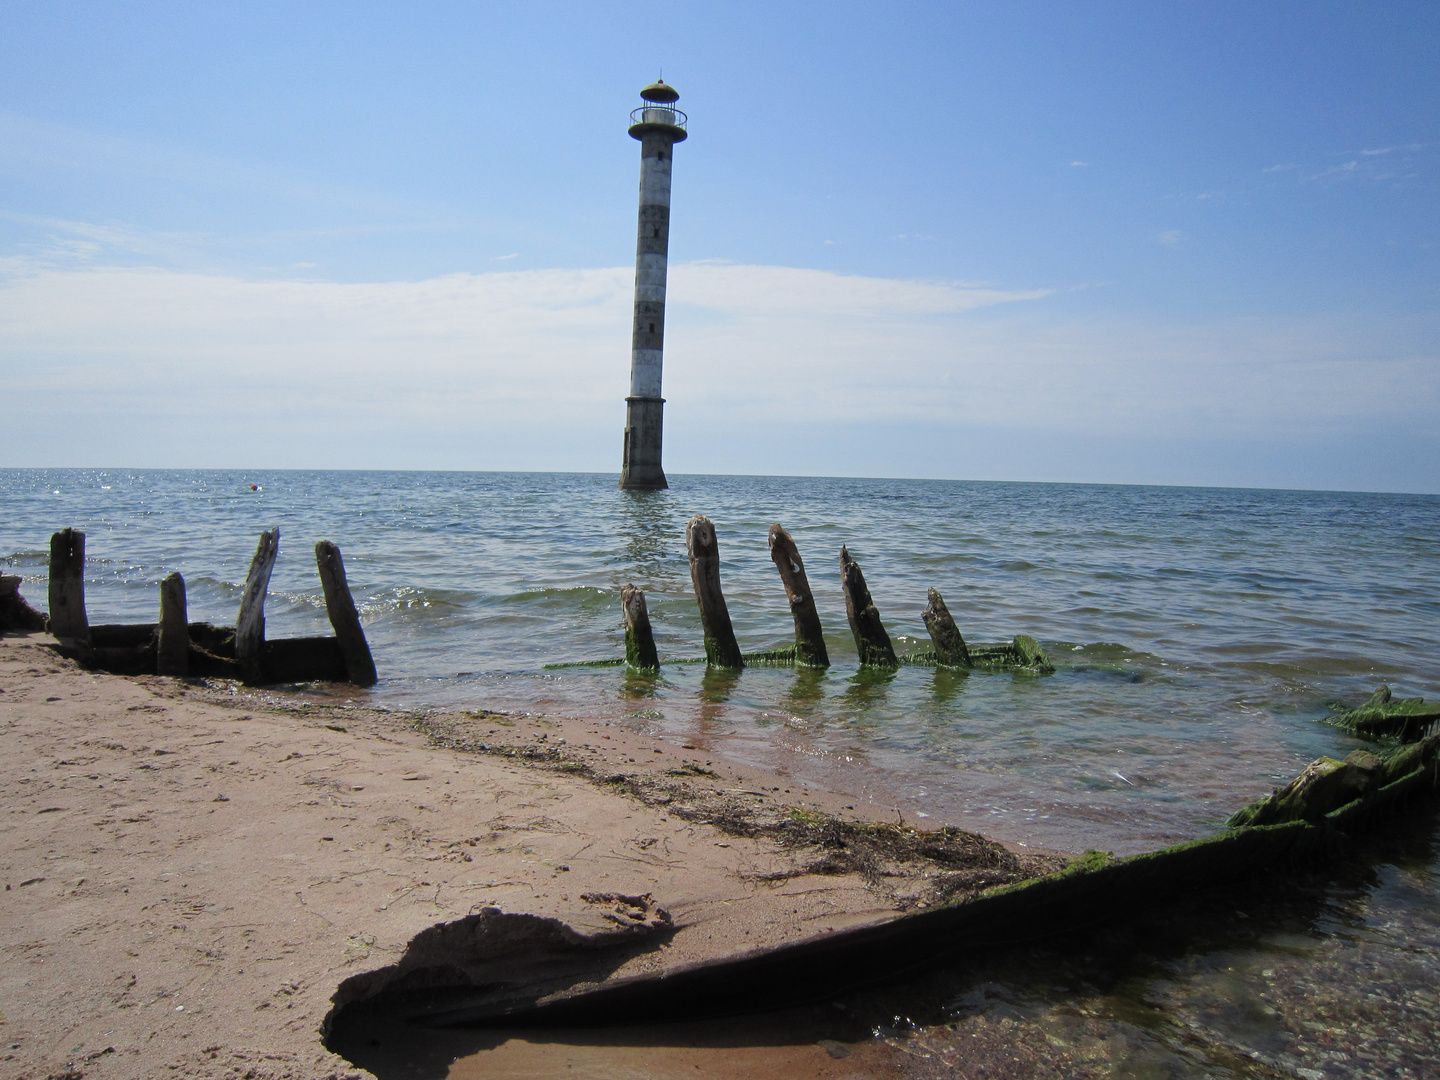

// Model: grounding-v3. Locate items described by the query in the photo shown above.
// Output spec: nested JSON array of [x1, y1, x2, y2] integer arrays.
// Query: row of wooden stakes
[[617, 516, 1053, 674], [15, 526, 377, 687]]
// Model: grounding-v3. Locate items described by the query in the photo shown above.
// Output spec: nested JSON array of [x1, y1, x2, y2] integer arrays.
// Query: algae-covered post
[[235, 527, 279, 662], [767, 524, 829, 668], [47, 528, 89, 644], [315, 541, 377, 687], [621, 583, 661, 672], [922, 588, 972, 668], [685, 515, 744, 669], [839, 546, 897, 669], [157, 572, 189, 677]]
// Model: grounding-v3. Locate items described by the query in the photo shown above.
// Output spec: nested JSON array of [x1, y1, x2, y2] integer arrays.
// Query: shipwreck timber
[[1, 527, 377, 687]]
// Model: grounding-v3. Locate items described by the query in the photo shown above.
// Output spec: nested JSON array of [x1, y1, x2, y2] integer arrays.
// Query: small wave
[[4, 551, 50, 568]]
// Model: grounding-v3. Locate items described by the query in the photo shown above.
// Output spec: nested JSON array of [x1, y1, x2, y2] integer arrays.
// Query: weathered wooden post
[[235, 527, 279, 663], [768, 524, 829, 668], [157, 572, 189, 676], [686, 515, 744, 669], [315, 541, 377, 687], [839, 546, 897, 669], [47, 528, 90, 643], [621, 583, 660, 672], [922, 587, 972, 667]]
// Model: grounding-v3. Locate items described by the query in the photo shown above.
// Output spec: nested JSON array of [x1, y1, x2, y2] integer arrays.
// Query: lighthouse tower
[[619, 79, 687, 490]]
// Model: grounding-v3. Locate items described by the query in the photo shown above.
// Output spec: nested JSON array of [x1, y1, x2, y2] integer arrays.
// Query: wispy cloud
[[2, 260, 1433, 475], [1157, 230, 1185, 246]]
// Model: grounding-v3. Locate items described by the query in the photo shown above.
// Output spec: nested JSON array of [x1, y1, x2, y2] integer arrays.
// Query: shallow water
[[4, 469, 1435, 853], [5, 468, 1438, 1076]]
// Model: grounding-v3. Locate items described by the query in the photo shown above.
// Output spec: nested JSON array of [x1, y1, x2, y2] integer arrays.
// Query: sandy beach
[[0, 631, 1060, 1080]]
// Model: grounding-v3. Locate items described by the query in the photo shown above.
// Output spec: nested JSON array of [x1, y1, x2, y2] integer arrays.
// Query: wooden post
[[236, 527, 279, 662], [685, 515, 744, 669], [315, 541, 377, 687], [922, 587, 972, 667], [767, 524, 829, 668], [157, 572, 189, 676], [47, 528, 90, 643], [622, 583, 660, 672], [839, 546, 897, 669]]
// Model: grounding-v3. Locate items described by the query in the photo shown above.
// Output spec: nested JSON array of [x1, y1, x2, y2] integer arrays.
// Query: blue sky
[[2, 1, 1437, 491]]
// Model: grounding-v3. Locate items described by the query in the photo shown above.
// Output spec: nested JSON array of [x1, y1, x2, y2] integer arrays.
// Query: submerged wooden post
[[236, 527, 279, 662], [768, 524, 829, 668], [315, 541, 377, 687], [686, 515, 744, 669], [922, 588, 972, 667], [621, 583, 660, 672], [839, 546, 897, 669], [47, 528, 90, 643], [157, 572, 189, 676]]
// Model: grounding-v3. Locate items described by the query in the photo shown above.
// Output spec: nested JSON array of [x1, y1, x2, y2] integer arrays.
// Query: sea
[[4, 468, 1438, 1077]]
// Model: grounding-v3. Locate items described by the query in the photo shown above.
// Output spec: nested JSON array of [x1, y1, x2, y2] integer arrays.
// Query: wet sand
[[0, 633, 1056, 1080]]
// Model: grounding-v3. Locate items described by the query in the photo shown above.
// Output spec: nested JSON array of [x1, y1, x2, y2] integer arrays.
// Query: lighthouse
[[619, 79, 687, 490]]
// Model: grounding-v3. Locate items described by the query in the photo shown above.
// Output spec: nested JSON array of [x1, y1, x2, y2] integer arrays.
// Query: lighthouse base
[[619, 396, 667, 490]]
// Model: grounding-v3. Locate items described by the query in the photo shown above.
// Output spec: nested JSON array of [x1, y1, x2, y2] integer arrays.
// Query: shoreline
[[0, 632, 1063, 1080]]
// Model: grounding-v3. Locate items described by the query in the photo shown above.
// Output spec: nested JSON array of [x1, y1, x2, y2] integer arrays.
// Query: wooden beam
[[47, 528, 90, 643], [621, 583, 660, 672], [921, 587, 972, 667], [839, 546, 896, 669], [157, 572, 189, 676], [315, 541, 377, 687], [685, 515, 744, 669], [767, 524, 829, 668], [235, 527, 279, 662]]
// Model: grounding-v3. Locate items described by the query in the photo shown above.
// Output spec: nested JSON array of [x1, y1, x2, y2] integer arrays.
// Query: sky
[[1, 1, 1437, 492]]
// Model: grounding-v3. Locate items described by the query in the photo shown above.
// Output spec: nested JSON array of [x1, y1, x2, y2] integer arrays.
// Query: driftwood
[[0, 575, 46, 633], [621, 584, 660, 672], [767, 525, 829, 668], [921, 588, 971, 667], [407, 737, 1440, 1033], [686, 515, 743, 669], [47, 528, 89, 643], [157, 572, 189, 676], [235, 527, 279, 662], [839, 546, 896, 669], [315, 541, 377, 687]]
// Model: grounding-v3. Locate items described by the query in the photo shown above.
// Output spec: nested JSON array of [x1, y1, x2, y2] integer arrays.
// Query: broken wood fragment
[[47, 528, 90, 643], [235, 527, 279, 662], [685, 515, 743, 669], [0, 575, 47, 633], [621, 583, 660, 672], [839, 546, 896, 669], [767, 525, 828, 668], [315, 541, 377, 687], [921, 588, 971, 667], [157, 572, 189, 676]]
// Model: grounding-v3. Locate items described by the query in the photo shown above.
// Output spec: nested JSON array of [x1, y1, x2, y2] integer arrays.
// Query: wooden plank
[[47, 528, 90, 643], [157, 572, 189, 676], [314, 540, 377, 686], [235, 527, 279, 661], [921, 587, 972, 667], [767, 524, 829, 668], [621, 583, 660, 672], [839, 546, 897, 669], [685, 515, 743, 669]]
